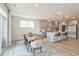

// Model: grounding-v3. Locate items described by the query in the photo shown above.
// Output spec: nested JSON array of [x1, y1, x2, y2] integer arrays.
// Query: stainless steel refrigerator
[[67, 25, 77, 39]]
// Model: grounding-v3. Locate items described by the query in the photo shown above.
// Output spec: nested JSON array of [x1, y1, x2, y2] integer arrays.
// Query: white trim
[[11, 39, 24, 42]]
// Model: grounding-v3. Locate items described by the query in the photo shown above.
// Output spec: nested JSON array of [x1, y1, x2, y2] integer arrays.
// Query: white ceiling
[[7, 3, 79, 20]]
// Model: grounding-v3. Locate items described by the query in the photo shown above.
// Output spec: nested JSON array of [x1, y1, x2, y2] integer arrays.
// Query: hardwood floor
[[50, 39, 79, 56], [2, 38, 79, 56]]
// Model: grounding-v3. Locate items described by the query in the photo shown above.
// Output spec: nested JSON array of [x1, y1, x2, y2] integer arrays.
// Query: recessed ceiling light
[[35, 4, 39, 7]]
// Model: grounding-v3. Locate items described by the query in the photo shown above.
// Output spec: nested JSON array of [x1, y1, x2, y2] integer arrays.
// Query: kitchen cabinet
[[47, 32, 56, 42], [68, 25, 77, 38]]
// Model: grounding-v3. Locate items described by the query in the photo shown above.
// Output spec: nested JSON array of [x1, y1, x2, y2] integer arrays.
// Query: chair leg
[[25, 44, 29, 51], [55, 36, 58, 42], [26, 45, 30, 51], [40, 47, 42, 53], [59, 35, 62, 42], [65, 35, 68, 40], [57, 37, 59, 42], [54, 36, 55, 40], [33, 48, 35, 56], [24, 43, 28, 48], [54, 36, 56, 41], [31, 47, 32, 51]]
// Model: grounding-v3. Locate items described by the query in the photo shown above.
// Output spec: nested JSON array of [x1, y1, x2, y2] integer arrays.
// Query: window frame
[[20, 20, 35, 28]]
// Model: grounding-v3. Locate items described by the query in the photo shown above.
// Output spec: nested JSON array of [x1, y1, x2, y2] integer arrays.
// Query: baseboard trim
[[11, 39, 24, 42]]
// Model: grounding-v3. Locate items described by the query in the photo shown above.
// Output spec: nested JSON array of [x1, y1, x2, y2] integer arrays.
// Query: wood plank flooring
[[2, 38, 79, 56]]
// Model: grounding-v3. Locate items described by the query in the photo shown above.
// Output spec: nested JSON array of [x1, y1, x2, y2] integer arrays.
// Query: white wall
[[11, 16, 41, 41]]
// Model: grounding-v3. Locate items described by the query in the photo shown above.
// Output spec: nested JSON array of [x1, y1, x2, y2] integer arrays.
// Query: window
[[20, 20, 34, 28]]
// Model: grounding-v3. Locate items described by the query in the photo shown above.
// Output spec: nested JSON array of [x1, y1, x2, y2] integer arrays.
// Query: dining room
[[0, 3, 79, 56]]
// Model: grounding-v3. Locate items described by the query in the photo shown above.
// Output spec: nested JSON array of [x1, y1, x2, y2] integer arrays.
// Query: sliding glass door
[[2, 15, 7, 52], [0, 14, 7, 55], [0, 14, 2, 55]]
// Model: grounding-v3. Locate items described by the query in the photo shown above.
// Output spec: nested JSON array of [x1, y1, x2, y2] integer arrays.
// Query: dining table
[[27, 34, 44, 42]]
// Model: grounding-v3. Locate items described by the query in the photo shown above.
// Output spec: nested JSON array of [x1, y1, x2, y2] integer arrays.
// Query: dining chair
[[30, 39, 42, 56], [23, 34, 31, 49], [23, 34, 28, 44], [54, 32, 62, 42], [62, 32, 68, 40]]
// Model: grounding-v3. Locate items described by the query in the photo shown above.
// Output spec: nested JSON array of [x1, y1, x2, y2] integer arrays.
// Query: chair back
[[64, 32, 67, 35], [55, 32, 61, 36], [62, 32, 67, 35], [31, 39, 42, 48], [23, 34, 28, 43]]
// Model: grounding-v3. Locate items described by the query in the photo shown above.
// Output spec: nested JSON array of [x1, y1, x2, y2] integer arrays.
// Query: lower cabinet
[[47, 32, 56, 42]]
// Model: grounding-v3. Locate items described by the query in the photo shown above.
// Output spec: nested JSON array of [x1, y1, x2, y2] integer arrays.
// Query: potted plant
[[28, 32, 33, 37]]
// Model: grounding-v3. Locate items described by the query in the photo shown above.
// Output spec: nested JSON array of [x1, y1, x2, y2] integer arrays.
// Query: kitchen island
[[47, 32, 57, 42]]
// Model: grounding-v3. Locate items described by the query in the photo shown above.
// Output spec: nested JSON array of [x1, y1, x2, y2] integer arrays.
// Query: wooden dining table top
[[27, 34, 44, 41]]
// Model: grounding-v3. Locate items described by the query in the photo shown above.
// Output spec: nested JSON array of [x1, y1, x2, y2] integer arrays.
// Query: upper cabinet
[[67, 20, 78, 26]]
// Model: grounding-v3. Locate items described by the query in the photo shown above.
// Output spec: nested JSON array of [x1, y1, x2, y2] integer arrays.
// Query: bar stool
[[63, 32, 67, 40], [54, 32, 62, 42]]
